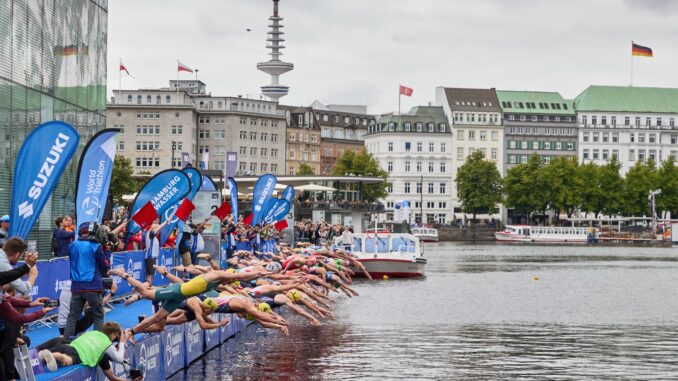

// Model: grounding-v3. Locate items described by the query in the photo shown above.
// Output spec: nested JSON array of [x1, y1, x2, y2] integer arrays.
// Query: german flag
[[632, 42, 653, 57]]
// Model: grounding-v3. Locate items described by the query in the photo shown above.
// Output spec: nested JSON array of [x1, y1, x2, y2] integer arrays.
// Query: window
[[592, 149, 599, 160], [427, 123, 434, 132], [639, 133, 646, 143], [440, 183, 447, 194], [137, 95, 142, 104], [428, 183, 434, 194], [672, 134, 678, 145], [509, 155, 516, 164], [521, 155, 528, 164], [289, 146, 295, 159], [387, 161, 393, 171], [567, 142, 574, 150], [199, 129, 210, 139], [612, 133, 619, 143], [602, 149, 609, 160], [416, 161, 422, 172], [441, 143, 446, 152], [250, 147, 257, 156], [625, 116, 630, 126], [671, 118, 676, 128], [416, 183, 422, 194], [271, 149, 278, 157], [417, 142, 422, 152], [260, 148, 267, 157], [583, 150, 590, 160], [457, 130, 464, 140], [404, 182, 411, 194], [404, 122, 411, 132], [429, 143, 434, 152], [532, 141, 539, 149], [240, 131, 247, 139], [260, 163, 267, 172], [629, 149, 635, 161], [480, 131, 487, 141], [239, 146, 247, 155], [491, 148, 497, 159], [271, 164, 278, 173], [612, 149, 619, 159], [428, 161, 434, 172], [593, 132, 599, 142], [388, 142, 393, 152], [271, 134, 278, 142], [635, 117, 641, 127], [171, 125, 183, 135], [388, 122, 395, 132], [649, 133, 656, 143], [630, 133, 635, 143], [491, 131, 498, 141], [260, 133, 268, 142], [509, 140, 516, 149], [649, 149, 657, 161], [416, 123, 423, 132], [521, 141, 528, 149], [639, 150, 646, 161], [583, 132, 589, 142], [440, 162, 446, 172], [440, 124, 446, 132], [405, 142, 411, 152], [457, 147, 464, 160], [250, 132, 257, 140], [592, 116, 597, 125], [250, 162, 256, 173], [468, 131, 476, 140], [405, 161, 411, 172], [646, 117, 651, 127]]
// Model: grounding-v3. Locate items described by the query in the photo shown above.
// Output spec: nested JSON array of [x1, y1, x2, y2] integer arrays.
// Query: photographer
[[0, 238, 37, 297], [64, 222, 110, 339], [37, 322, 140, 381]]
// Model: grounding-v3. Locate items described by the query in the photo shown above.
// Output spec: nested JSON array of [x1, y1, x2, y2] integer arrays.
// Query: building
[[575, 85, 678, 174], [257, 0, 293, 101], [435, 87, 503, 218], [0, 0, 108, 252], [365, 106, 453, 224], [309, 101, 375, 175], [107, 80, 287, 176], [496, 90, 577, 171], [280, 106, 322, 175]]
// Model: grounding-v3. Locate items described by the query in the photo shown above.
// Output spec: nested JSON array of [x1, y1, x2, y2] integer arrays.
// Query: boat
[[412, 227, 439, 242], [335, 229, 426, 278], [495, 225, 597, 243]]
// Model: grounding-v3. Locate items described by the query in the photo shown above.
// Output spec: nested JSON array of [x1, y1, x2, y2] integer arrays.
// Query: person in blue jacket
[[64, 222, 110, 339]]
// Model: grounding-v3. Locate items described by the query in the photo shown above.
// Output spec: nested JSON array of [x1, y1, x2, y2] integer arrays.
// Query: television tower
[[257, 0, 293, 101]]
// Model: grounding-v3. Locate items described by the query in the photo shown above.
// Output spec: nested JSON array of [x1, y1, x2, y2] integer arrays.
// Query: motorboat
[[495, 225, 596, 243], [412, 227, 439, 242]]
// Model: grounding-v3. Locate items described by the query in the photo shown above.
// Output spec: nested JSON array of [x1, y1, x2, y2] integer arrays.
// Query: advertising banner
[[227, 177, 239, 223], [152, 248, 174, 286], [110, 250, 146, 295], [75, 128, 119, 226], [159, 166, 202, 246], [219, 313, 235, 342], [105, 344, 134, 380], [181, 152, 190, 168], [127, 169, 191, 235], [250, 174, 277, 226], [10, 121, 80, 239], [49, 366, 95, 381], [225, 152, 237, 179], [282, 185, 295, 203], [264, 199, 290, 225], [184, 320, 204, 365], [204, 324, 220, 351], [133, 333, 164, 381], [201, 175, 217, 191], [162, 324, 186, 377]]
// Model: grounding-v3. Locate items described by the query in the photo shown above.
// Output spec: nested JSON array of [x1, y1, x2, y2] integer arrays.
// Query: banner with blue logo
[[282, 184, 295, 203], [184, 320, 204, 366], [264, 199, 290, 224], [153, 248, 175, 286], [219, 313, 235, 341], [204, 324, 221, 351], [74, 128, 119, 226], [227, 177, 239, 224], [250, 174, 277, 226], [183, 167, 203, 200], [159, 167, 201, 246], [110, 250, 146, 295], [10, 121, 80, 239], [162, 324, 186, 377], [201, 175, 217, 191], [127, 169, 191, 235], [133, 332, 164, 381]]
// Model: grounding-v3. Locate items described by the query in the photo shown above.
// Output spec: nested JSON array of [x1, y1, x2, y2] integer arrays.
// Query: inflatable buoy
[[533, 275, 540, 281], [382, 275, 389, 280]]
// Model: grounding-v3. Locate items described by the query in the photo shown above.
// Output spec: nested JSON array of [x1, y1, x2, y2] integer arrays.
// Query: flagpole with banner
[[630, 41, 654, 87], [399, 84, 413, 115], [630, 41, 633, 87], [398, 84, 401, 115], [119, 58, 122, 92]]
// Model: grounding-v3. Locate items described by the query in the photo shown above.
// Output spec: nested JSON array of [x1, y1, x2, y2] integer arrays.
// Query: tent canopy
[[295, 184, 336, 192]]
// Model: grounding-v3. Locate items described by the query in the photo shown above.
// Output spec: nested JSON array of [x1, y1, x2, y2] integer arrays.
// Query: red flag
[[120, 63, 130, 76], [243, 213, 253, 226], [399, 85, 413, 97], [178, 60, 194, 73], [132, 201, 158, 230], [213, 202, 232, 220], [175, 199, 195, 222], [274, 220, 288, 231]]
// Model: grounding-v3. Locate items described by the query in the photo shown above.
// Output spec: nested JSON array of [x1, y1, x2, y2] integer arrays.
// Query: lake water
[[169, 242, 678, 380]]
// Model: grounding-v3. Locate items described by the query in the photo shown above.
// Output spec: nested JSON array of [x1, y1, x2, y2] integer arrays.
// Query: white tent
[[295, 184, 336, 192]]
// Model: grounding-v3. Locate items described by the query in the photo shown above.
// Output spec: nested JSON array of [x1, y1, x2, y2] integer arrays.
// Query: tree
[[455, 150, 502, 221], [297, 163, 315, 175], [656, 157, 678, 217], [575, 162, 601, 217], [109, 154, 137, 203], [542, 156, 581, 219], [504, 154, 547, 220], [332, 148, 389, 201], [598, 157, 624, 217], [622, 160, 659, 216]]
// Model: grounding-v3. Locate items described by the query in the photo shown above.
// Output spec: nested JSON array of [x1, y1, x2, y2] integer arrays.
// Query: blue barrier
[[184, 320, 204, 366], [162, 324, 185, 377], [133, 333, 164, 381]]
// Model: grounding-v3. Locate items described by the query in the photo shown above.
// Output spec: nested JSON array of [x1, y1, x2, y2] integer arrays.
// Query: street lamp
[[649, 189, 662, 229], [171, 141, 177, 168]]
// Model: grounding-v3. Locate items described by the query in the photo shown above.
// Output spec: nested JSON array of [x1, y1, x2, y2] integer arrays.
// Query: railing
[[296, 201, 385, 213]]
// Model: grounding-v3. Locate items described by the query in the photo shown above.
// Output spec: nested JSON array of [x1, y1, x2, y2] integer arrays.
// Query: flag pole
[[630, 41, 633, 87], [118, 58, 122, 92], [398, 85, 401, 115], [176, 60, 179, 100]]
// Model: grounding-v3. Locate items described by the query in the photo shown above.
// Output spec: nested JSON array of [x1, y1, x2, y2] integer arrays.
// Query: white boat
[[335, 232, 426, 278], [495, 225, 597, 243], [412, 227, 439, 242]]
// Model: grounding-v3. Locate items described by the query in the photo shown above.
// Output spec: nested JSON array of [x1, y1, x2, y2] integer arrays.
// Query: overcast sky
[[107, 0, 678, 114]]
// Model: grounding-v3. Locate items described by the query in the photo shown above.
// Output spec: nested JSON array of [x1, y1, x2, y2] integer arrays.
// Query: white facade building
[[365, 106, 453, 225], [575, 85, 678, 175]]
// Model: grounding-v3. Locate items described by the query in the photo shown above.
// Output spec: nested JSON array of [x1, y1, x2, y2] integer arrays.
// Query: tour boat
[[335, 232, 426, 278], [412, 227, 439, 242], [495, 225, 597, 243]]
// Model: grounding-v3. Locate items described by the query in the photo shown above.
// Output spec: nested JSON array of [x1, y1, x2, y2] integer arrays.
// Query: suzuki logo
[[18, 201, 34, 218]]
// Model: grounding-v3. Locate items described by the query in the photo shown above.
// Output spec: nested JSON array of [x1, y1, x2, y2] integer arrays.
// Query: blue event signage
[[282, 184, 295, 203], [162, 325, 186, 377], [201, 175, 217, 191], [110, 250, 146, 295], [75, 128, 119, 226], [134, 333, 164, 381], [250, 174, 277, 226], [9, 121, 80, 239], [227, 177, 239, 224], [183, 166, 203, 200], [184, 320, 204, 366], [264, 199, 290, 224], [127, 169, 191, 235], [159, 166, 202, 246]]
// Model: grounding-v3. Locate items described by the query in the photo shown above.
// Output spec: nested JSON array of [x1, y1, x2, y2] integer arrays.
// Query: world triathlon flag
[[227, 177, 239, 224], [126, 169, 190, 235], [250, 174, 277, 226], [10, 121, 80, 239], [75, 128, 119, 226], [632, 42, 653, 57]]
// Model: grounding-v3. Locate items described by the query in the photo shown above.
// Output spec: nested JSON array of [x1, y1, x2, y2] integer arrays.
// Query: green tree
[[110, 155, 137, 203], [598, 157, 624, 217], [455, 150, 502, 221], [656, 157, 678, 217], [575, 162, 601, 217], [504, 154, 547, 220], [297, 163, 315, 175], [332, 148, 388, 201], [543, 156, 581, 219], [622, 160, 659, 216]]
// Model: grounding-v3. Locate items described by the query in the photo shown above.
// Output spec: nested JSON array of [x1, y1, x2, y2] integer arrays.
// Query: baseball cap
[[78, 222, 91, 233], [0, 215, 9, 223]]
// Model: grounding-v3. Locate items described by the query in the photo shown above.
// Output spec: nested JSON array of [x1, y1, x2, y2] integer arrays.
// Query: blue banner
[[162, 324, 186, 377], [153, 248, 175, 286], [204, 324, 221, 351], [184, 320, 204, 366], [159, 167, 201, 246], [227, 177, 239, 224], [111, 250, 146, 295], [218, 313, 234, 342], [106, 344, 134, 380], [201, 175, 217, 191], [133, 333, 164, 381], [74, 128, 119, 226], [10, 121, 80, 239], [183, 167, 203, 200], [264, 199, 290, 224], [282, 184, 295, 203], [127, 169, 191, 235], [250, 174, 277, 226]]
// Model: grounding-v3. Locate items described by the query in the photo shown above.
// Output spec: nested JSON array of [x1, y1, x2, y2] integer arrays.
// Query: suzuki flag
[[75, 128, 119, 226], [10, 121, 80, 239], [250, 174, 277, 226], [127, 169, 190, 235], [227, 177, 239, 224]]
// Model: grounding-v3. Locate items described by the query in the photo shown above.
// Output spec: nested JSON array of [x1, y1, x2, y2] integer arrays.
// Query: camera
[[44, 300, 60, 308], [102, 277, 114, 290], [128, 368, 143, 380]]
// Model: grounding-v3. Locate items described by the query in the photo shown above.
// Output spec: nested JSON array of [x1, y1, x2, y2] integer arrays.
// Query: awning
[[295, 184, 336, 192]]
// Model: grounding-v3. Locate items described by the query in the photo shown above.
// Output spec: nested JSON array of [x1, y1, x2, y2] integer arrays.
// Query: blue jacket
[[54, 229, 75, 257], [69, 238, 109, 292]]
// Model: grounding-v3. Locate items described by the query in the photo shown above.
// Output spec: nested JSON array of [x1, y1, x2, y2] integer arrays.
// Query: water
[[170, 243, 678, 380]]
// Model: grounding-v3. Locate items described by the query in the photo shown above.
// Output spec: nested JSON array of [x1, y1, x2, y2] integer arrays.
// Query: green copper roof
[[575, 85, 678, 113], [373, 106, 450, 134], [496, 90, 575, 115]]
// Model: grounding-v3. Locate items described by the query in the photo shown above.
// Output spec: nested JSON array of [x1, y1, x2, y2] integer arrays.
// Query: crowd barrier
[[29, 313, 254, 381]]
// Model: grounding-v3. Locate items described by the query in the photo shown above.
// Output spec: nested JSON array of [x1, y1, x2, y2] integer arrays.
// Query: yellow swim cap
[[287, 289, 301, 302], [258, 302, 271, 313], [231, 280, 241, 287], [225, 268, 237, 274], [202, 297, 217, 311], [245, 313, 255, 321]]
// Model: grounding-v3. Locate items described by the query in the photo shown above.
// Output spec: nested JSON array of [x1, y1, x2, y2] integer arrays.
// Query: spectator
[[64, 223, 110, 338], [0, 237, 37, 297], [53, 216, 75, 257], [0, 216, 8, 248], [57, 280, 117, 336], [143, 217, 170, 285]]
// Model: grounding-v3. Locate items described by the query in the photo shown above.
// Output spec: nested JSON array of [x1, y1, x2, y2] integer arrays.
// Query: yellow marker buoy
[[533, 275, 539, 281], [383, 275, 389, 280]]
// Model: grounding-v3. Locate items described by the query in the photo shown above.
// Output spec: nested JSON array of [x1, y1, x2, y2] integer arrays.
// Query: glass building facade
[[0, 0, 108, 253]]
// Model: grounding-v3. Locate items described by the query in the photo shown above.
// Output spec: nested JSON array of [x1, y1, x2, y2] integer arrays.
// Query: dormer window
[[427, 123, 434, 132], [404, 122, 411, 132], [388, 122, 395, 132], [416, 123, 423, 132]]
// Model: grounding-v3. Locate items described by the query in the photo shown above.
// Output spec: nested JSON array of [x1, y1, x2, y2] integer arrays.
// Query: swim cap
[[245, 313, 255, 321], [265, 262, 282, 273], [225, 268, 237, 274], [287, 289, 301, 302], [231, 280, 241, 287], [202, 298, 217, 311], [258, 302, 271, 313]]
